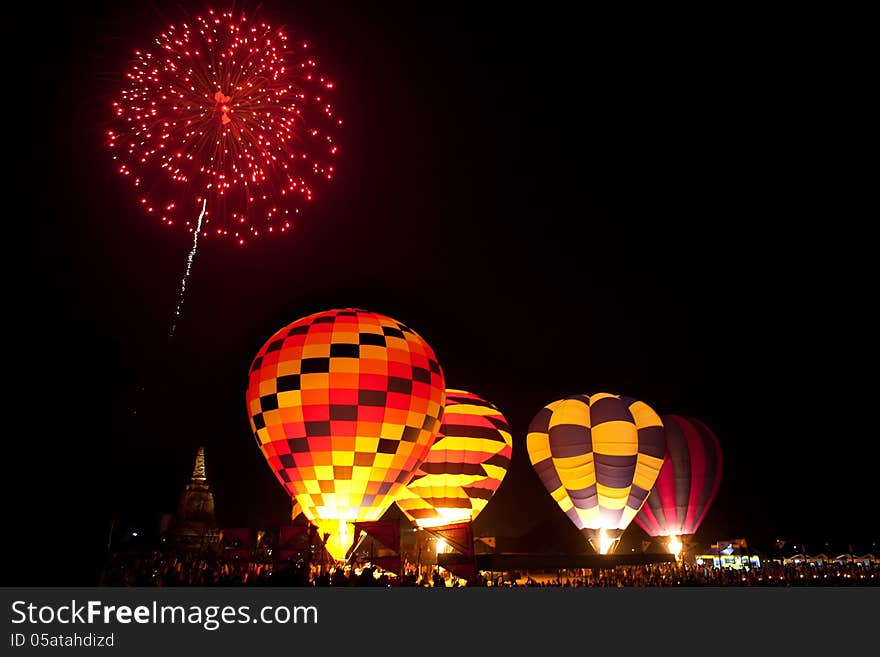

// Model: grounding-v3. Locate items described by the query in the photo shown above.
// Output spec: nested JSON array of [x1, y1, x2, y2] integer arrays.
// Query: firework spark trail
[[169, 197, 207, 338]]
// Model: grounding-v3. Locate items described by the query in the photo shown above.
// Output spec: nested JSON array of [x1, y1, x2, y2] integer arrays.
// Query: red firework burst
[[107, 8, 340, 244]]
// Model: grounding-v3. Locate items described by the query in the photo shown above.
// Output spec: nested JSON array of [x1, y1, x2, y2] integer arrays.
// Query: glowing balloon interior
[[246, 308, 445, 560]]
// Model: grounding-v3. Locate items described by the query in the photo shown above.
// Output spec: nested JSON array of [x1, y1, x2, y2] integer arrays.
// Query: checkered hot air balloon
[[635, 415, 723, 553], [527, 393, 666, 554], [395, 389, 512, 528], [246, 308, 446, 560]]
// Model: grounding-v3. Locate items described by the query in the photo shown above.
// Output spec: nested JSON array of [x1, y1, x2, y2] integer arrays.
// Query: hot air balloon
[[527, 393, 665, 554], [246, 308, 446, 560], [396, 389, 512, 528], [635, 415, 723, 559]]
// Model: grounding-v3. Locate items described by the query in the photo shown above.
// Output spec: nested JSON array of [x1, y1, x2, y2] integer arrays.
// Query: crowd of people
[[99, 550, 878, 587], [99, 550, 459, 587], [508, 561, 878, 587]]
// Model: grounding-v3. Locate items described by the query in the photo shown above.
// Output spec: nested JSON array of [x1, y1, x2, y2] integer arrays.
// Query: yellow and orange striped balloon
[[396, 389, 512, 528]]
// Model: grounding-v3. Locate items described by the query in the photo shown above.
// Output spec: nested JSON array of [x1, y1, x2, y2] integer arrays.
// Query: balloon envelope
[[396, 389, 512, 527], [527, 393, 665, 552], [635, 415, 723, 538], [246, 308, 446, 559]]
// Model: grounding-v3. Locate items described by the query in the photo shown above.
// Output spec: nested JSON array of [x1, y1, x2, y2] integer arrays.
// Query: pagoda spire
[[175, 446, 216, 524], [191, 446, 207, 484], [168, 446, 218, 552], [183, 446, 210, 494]]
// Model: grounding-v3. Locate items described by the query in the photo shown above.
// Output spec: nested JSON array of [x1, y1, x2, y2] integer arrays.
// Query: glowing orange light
[[668, 535, 683, 561]]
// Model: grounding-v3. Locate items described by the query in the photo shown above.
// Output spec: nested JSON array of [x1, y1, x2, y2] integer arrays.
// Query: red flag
[[445, 562, 475, 583], [278, 525, 309, 548], [371, 555, 401, 575], [427, 522, 473, 557], [351, 520, 400, 553], [220, 528, 252, 547]]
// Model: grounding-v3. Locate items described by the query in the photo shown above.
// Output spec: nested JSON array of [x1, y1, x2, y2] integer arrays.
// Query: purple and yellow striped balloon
[[527, 393, 665, 553]]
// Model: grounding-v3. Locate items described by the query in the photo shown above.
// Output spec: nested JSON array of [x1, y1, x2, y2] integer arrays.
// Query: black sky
[[3, 1, 874, 584]]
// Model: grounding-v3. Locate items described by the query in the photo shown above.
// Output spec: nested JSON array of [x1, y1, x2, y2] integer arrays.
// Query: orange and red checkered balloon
[[246, 308, 446, 559]]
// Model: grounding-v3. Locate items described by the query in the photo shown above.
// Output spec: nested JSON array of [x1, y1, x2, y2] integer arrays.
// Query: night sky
[[3, 2, 874, 584]]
